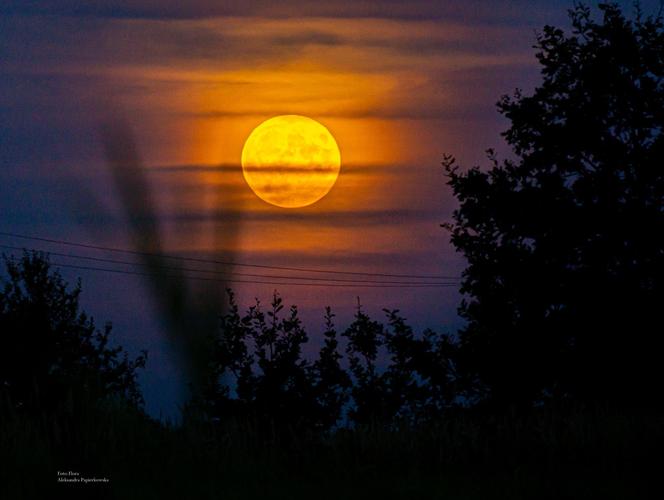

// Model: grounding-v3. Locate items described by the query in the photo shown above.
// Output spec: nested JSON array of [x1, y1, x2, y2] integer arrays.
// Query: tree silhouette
[[204, 292, 459, 430], [0, 252, 146, 413], [343, 300, 388, 424], [202, 289, 254, 420], [444, 3, 664, 409], [382, 310, 458, 421], [206, 291, 321, 431], [249, 293, 316, 428], [310, 307, 351, 430]]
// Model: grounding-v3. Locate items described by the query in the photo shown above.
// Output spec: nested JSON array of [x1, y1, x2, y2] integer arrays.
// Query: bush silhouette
[[343, 303, 457, 425], [310, 306, 351, 430], [0, 252, 146, 413], [204, 291, 320, 431], [343, 301, 386, 424], [204, 291, 457, 430], [444, 3, 664, 409]]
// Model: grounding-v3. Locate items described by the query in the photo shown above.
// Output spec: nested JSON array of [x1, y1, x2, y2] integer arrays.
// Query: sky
[[1, 0, 659, 416]]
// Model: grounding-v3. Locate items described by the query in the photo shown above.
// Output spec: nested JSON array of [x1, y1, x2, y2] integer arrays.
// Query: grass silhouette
[[2, 397, 661, 499]]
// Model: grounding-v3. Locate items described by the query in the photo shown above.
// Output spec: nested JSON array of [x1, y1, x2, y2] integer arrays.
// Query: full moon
[[241, 115, 341, 208]]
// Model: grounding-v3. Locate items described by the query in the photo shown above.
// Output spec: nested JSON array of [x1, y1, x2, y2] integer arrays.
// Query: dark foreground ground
[[2, 401, 662, 500]]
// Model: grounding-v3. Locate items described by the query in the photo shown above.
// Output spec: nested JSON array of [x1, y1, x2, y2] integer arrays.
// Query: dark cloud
[[181, 62, 536, 122], [162, 206, 440, 228], [0, 7, 536, 82], [5, 1, 659, 25], [271, 31, 344, 47], [148, 163, 415, 176], [0, 0, 556, 21], [188, 106, 502, 121], [263, 28, 527, 55]]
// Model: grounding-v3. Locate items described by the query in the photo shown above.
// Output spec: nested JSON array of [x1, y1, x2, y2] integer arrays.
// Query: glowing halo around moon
[[241, 115, 341, 208]]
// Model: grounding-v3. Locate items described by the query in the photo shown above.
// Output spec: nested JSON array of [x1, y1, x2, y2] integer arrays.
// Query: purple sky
[[1, 0, 659, 417]]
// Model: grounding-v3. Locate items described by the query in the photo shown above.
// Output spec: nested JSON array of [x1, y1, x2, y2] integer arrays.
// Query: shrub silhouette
[[310, 307, 351, 430], [0, 252, 146, 413], [205, 291, 319, 431], [343, 303, 458, 425], [343, 301, 386, 424], [444, 3, 664, 409], [382, 310, 459, 421], [204, 292, 457, 430]]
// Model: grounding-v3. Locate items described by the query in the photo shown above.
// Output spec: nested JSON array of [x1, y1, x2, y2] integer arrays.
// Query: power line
[[0, 231, 460, 280], [0, 244, 461, 286], [3, 256, 458, 289]]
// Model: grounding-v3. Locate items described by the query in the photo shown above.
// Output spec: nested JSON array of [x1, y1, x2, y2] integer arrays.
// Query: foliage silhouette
[[343, 300, 387, 424], [343, 302, 458, 424], [1, 254, 660, 498], [0, 251, 146, 413], [203, 292, 457, 430], [382, 310, 459, 420], [204, 291, 320, 432], [310, 307, 351, 430], [444, 3, 664, 409]]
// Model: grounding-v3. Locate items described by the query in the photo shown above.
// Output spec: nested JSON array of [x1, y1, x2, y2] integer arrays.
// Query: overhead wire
[[0, 231, 460, 281], [2, 255, 459, 289], [0, 243, 461, 286]]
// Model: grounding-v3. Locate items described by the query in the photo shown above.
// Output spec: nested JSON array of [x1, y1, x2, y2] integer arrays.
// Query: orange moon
[[241, 115, 341, 208]]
